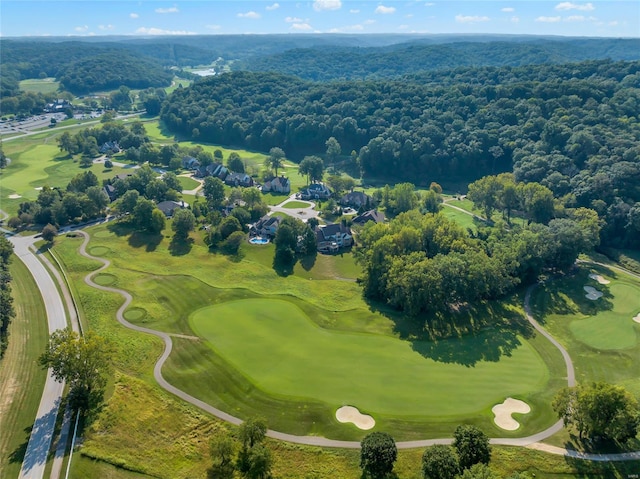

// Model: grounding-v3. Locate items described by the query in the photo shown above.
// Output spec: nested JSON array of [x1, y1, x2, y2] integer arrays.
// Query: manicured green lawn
[[1, 134, 133, 215], [441, 204, 479, 231], [191, 297, 548, 418], [280, 200, 313, 209], [19, 78, 60, 94], [531, 265, 640, 389], [0, 259, 49, 478], [177, 175, 200, 191]]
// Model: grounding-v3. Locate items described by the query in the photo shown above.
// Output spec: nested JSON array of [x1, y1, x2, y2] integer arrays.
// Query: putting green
[[570, 282, 640, 350], [191, 298, 548, 417]]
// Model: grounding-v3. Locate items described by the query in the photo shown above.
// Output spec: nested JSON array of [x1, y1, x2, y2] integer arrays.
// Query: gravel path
[[74, 230, 640, 458]]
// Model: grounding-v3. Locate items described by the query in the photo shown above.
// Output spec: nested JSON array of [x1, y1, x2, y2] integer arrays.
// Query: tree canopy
[[360, 432, 398, 479]]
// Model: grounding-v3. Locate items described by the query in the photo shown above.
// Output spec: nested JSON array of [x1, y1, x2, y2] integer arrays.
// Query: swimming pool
[[249, 236, 270, 245]]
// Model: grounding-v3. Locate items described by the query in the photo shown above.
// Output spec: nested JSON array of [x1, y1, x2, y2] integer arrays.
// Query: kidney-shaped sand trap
[[584, 285, 603, 300], [589, 273, 610, 285], [633, 313, 640, 324], [492, 398, 531, 431], [336, 406, 375, 430]]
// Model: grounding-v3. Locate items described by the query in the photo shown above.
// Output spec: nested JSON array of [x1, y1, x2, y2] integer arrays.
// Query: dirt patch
[[584, 285, 603, 300], [589, 273, 610, 285], [336, 405, 375, 430], [492, 397, 531, 431]]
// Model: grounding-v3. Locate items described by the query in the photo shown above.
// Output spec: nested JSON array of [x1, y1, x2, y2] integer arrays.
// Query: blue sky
[[1, 1, 638, 37]]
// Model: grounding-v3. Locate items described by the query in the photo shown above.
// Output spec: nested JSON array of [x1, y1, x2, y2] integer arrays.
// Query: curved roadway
[[73, 229, 640, 460], [10, 235, 67, 479]]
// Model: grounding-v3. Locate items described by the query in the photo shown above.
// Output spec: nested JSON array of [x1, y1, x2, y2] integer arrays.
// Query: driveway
[[268, 193, 319, 222]]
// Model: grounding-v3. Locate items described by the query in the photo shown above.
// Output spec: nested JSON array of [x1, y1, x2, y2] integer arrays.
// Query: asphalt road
[[10, 235, 68, 479]]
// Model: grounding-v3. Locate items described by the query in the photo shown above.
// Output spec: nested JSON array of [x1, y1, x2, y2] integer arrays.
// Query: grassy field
[[0, 258, 49, 477], [192, 298, 548, 417], [0, 132, 134, 216], [280, 200, 313, 209], [177, 175, 200, 191], [47, 222, 566, 442], [19, 78, 60, 94]]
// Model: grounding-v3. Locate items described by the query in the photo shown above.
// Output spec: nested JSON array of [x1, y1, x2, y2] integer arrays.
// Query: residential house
[[195, 162, 228, 181], [315, 224, 353, 253], [262, 176, 290, 194], [300, 183, 332, 200], [339, 191, 372, 209], [352, 210, 385, 226], [181, 156, 200, 170], [156, 200, 189, 217], [225, 172, 254, 188], [102, 184, 118, 202], [251, 215, 282, 238], [99, 141, 120, 154]]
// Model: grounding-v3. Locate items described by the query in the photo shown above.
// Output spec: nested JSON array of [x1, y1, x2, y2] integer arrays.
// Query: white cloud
[[608, 20, 619, 26], [501, 7, 515, 13], [375, 5, 396, 14], [313, 0, 342, 12], [155, 7, 179, 14], [406, 14, 414, 18], [285, 16, 304, 23], [98, 24, 114, 30], [328, 24, 364, 32], [510, 16, 520, 23], [399, 24, 409, 30], [425, 2, 435, 6], [555, 2, 594, 11], [349, 9, 360, 14], [363, 19, 376, 25], [238, 11, 261, 19], [129, 13, 139, 19], [266, 3, 280, 11], [206, 24, 221, 30], [565, 15, 585, 21], [536, 16, 562, 22], [455, 15, 490, 24], [291, 23, 313, 30], [136, 27, 196, 35], [74, 25, 89, 32]]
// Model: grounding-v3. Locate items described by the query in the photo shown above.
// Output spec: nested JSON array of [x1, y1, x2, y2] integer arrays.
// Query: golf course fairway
[[190, 298, 548, 418]]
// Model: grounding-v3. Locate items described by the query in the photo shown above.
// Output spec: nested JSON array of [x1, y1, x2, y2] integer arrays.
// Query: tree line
[[0, 237, 15, 358], [237, 39, 640, 82], [160, 59, 640, 249], [355, 182, 600, 318]]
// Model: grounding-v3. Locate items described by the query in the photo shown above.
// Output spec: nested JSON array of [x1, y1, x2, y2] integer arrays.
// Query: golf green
[[570, 282, 640, 350], [191, 298, 548, 417]]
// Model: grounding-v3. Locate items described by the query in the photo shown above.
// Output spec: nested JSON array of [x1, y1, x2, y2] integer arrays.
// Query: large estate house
[[262, 176, 291, 194], [315, 224, 353, 253], [300, 183, 332, 200], [251, 215, 283, 238], [156, 200, 189, 217], [339, 191, 372, 209], [352, 209, 385, 226]]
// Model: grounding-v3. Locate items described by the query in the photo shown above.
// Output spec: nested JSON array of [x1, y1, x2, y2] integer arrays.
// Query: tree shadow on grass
[[531, 269, 615, 325], [365, 296, 535, 367], [299, 252, 317, 271], [106, 220, 162, 252], [562, 434, 640, 478], [169, 234, 193, 256]]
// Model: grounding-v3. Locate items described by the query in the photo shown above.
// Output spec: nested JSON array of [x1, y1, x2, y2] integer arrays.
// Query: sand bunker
[[633, 313, 640, 324], [492, 398, 531, 431], [589, 273, 610, 285], [584, 285, 603, 300], [336, 406, 375, 430], [8, 194, 21, 199], [34, 187, 43, 191]]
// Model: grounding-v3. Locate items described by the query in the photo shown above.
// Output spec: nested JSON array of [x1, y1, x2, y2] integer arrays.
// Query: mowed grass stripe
[[0, 259, 48, 477], [191, 298, 548, 417]]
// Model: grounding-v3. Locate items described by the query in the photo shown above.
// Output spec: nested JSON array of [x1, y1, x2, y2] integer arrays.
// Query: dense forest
[[161, 60, 640, 248], [237, 38, 640, 81]]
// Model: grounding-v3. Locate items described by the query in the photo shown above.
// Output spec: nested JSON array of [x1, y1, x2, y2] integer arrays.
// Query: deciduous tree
[[360, 431, 397, 479]]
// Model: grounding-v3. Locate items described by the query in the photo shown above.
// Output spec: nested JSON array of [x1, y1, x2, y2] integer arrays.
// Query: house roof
[[315, 223, 351, 241], [156, 200, 188, 215], [340, 191, 370, 204], [352, 210, 385, 225]]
